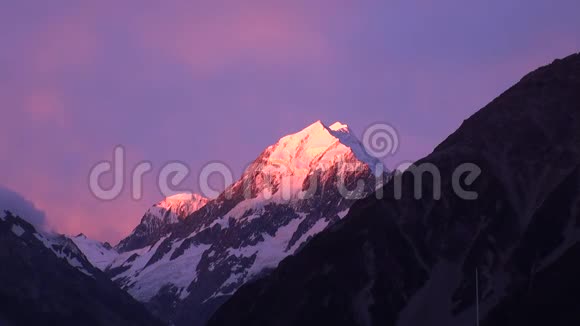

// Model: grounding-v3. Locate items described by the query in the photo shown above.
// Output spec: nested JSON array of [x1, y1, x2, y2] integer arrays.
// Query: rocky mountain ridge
[[208, 53, 580, 326]]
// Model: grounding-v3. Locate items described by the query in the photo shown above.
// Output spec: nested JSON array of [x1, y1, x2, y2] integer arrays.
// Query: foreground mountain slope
[[0, 211, 164, 326], [99, 121, 387, 325], [209, 53, 580, 326]]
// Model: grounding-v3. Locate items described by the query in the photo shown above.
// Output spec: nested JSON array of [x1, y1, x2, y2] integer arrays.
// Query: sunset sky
[[1, 0, 580, 243]]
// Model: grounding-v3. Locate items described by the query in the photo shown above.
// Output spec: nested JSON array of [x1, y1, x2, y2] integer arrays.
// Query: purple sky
[[1, 1, 579, 243]]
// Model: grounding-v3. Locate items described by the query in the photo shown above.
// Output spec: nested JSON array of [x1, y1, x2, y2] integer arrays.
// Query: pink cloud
[[0, 127, 155, 243], [46, 199, 145, 244], [22, 89, 67, 127], [134, 5, 333, 74], [0, 166, 149, 244], [28, 15, 98, 75]]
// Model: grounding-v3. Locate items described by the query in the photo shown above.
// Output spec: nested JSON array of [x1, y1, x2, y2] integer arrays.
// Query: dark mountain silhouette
[[0, 211, 164, 326], [208, 53, 580, 326]]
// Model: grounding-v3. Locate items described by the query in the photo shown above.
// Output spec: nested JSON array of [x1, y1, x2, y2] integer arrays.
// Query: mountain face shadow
[[208, 53, 580, 326]]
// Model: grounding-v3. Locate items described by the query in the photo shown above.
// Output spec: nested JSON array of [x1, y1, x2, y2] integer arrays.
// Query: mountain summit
[[260, 120, 379, 173], [74, 120, 387, 326], [116, 193, 208, 252]]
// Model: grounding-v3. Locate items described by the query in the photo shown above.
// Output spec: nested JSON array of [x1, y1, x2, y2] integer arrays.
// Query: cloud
[[29, 16, 98, 75], [134, 4, 332, 74], [0, 186, 48, 230], [22, 89, 67, 127]]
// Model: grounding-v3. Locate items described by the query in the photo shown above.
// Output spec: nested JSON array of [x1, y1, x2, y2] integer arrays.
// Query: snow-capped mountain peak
[[257, 120, 381, 186], [326, 122, 381, 170], [267, 120, 343, 169], [154, 193, 209, 222], [115, 193, 209, 252], [77, 120, 388, 326], [328, 121, 350, 132]]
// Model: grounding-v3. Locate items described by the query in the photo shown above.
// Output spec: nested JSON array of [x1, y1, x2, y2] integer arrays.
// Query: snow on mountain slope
[[99, 120, 389, 326], [68, 193, 208, 274], [116, 193, 208, 252], [108, 236, 211, 302], [36, 233, 99, 277], [71, 233, 118, 270], [155, 193, 209, 222], [1, 210, 99, 277], [328, 121, 381, 169], [260, 120, 380, 180]]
